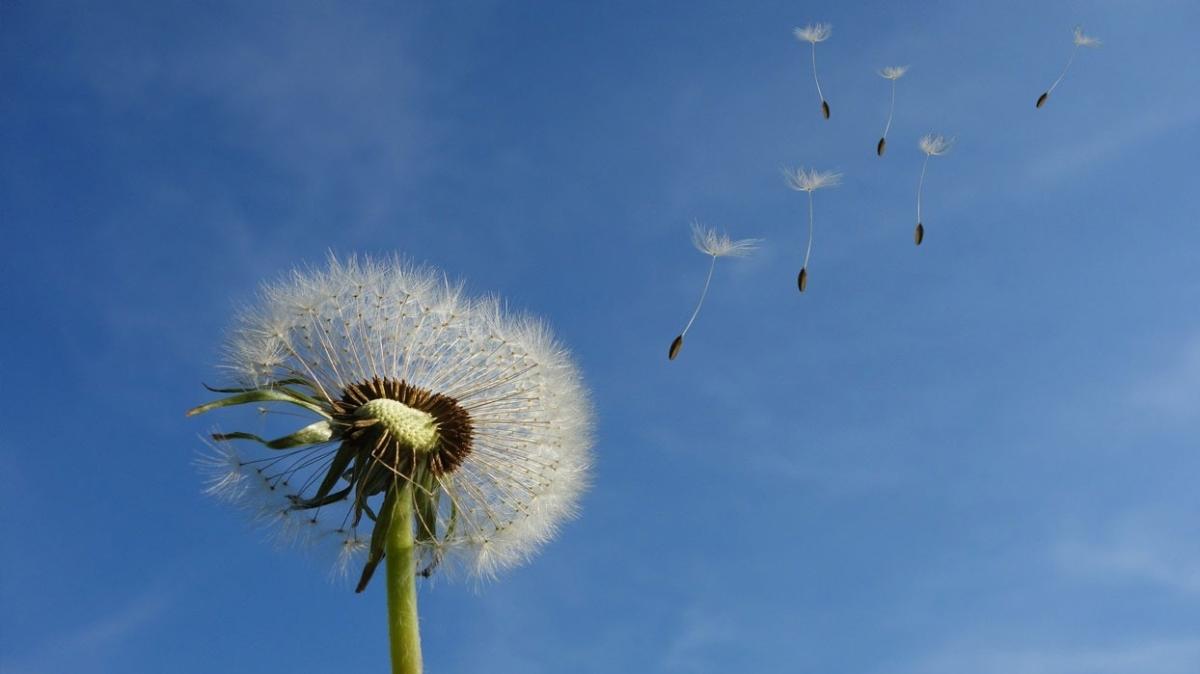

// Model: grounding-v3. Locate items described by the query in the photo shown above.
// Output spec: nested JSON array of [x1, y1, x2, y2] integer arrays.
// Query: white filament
[[811, 42, 825, 104], [680, 255, 717, 338], [916, 153, 930, 223], [804, 190, 815, 269], [882, 78, 898, 139], [1047, 45, 1079, 95]]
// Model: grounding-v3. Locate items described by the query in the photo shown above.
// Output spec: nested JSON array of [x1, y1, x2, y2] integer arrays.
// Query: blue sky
[[3, 1, 1200, 672]]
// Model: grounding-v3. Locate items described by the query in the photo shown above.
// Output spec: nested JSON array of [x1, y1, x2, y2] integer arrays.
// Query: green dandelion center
[[356, 398, 440, 453]]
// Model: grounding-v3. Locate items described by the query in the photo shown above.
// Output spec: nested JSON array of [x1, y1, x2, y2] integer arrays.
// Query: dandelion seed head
[[783, 167, 843, 192], [794, 23, 832, 43], [1073, 26, 1101, 47], [919, 134, 955, 157], [690, 222, 761, 258], [196, 254, 593, 582], [880, 65, 909, 80]]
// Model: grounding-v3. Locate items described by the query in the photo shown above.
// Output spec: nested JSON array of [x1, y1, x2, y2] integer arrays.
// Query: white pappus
[[192, 255, 593, 586]]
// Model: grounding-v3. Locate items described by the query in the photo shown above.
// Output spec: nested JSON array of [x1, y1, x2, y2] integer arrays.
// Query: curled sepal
[[187, 388, 331, 419], [203, 377, 319, 394], [356, 485, 398, 593], [212, 420, 334, 449], [442, 496, 459, 542], [204, 380, 326, 409], [413, 468, 442, 577], [413, 468, 440, 544], [288, 484, 353, 511], [310, 443, 359, 504]]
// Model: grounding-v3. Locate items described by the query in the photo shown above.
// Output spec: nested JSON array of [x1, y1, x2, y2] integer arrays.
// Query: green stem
[[386, 481, 422, 674]]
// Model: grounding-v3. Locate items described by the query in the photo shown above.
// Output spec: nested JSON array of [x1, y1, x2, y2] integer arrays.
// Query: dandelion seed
[[1037, 26, 1101, 108], [877, 65, 909, 156], [669, 222, 760, 360], [915, 134, 954, 246], [794, 23, 833, 119], [334, 531, 369, 580], [189, 254, 593, 673], [783, 167, 842, 291]]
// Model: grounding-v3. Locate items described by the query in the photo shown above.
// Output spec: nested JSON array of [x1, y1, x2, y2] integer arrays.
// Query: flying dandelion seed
[[1037, 26, 1101, 108], [668, 222, 760, 361], [915, 134, 954, 246], [783, 167, 842, 291], [794, 23, 833, 119], [189, 255, 592, 674], [877, 65, 909, 156]]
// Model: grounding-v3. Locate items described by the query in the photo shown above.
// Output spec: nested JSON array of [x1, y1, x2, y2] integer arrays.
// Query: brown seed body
[[1036, 92, 1049, 108], [821, 100, 831, 119], [668, 335, 684, 360], [798, 267, 808, 292], [877, 137, 887, 156], [914, 223, 924, 246]]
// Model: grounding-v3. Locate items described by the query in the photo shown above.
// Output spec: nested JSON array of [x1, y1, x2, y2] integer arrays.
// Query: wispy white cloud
[[1054, 514, 1200, 595], [901, 637, 1200, 674], [659, 603, 747, 672], [748, 445, 910, 495], [3, 586, 170, 674], [75, 5, 439, 236], [1128, 335, 1200, 423], [1024, 101, 1200, 187]]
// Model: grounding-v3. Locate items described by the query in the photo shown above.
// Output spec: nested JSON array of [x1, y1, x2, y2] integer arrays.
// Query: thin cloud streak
[[3, 587, 171, 674], [1024, 102, 1200, 186], [898, 637, 1200, 674], [1054, 516, 1200, 595], [1129, 335, 1200, 424]]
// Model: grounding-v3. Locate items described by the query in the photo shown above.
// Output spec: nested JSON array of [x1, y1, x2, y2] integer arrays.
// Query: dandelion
[[668, 222, 760, 360], [794, 23, 833, 119], [189, 255, 592, 674], [914, 134, 954, 245], [783, 167, 842, 291], [1036, 26, 1101, 108], [876, 65, 909, 156]]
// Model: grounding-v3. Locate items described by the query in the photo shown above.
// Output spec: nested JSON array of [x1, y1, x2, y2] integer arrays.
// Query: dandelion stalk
[[1037, 26, 1100, 108], [794, 24, 832, 119], [915, 134, 954, 245], [385, 481, 421, 674], [783, 167, 841, 292], [669, 223, 759, 360], [877, 66, 908, 156]]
